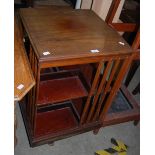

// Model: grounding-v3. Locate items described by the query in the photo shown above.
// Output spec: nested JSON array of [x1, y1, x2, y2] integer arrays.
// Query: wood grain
[[14, 17, 35, 101], [38, 76, 88, 105], [35, 107, 78, 138], [19, 7, 132, 62], [18, 7, 135, 147]]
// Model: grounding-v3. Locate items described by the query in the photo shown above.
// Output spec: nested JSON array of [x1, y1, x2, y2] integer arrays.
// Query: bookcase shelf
[[38, 70, 89, 106], [35, 102, 79, 138]]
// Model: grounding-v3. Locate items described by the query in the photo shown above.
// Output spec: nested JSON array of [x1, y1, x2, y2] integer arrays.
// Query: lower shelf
[[104, 89, 140, 126], [34, 106, 79, 138]]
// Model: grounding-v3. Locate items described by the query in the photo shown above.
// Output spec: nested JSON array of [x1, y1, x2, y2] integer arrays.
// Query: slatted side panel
[[80, 62, 103, 124], [26, 45, 39, 133], [80, 55, 133, 124]]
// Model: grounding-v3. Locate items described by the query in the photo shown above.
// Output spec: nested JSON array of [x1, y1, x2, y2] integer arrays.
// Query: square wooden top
[[20, 7, 132, 62]]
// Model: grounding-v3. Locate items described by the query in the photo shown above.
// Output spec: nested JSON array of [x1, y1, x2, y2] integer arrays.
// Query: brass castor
[[134, 120, 139, 126]]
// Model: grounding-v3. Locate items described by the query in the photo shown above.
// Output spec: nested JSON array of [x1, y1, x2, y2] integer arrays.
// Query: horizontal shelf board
[[34, 107, 78, 138], [38, 76, 88, 105], [40, 69, 80, 81], [104, 108, 140, 126]]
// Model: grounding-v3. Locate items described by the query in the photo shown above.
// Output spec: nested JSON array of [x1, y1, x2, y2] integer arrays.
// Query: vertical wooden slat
[[35, 64, 40, 104], [31, 55, 38, 131], [99, 55, 133, 122], [132, 29, 140, 50], [26, 46, 33, 118], [105, 0, 121, 24], [92, 59, 120, 121], [26, 45, 38, 132], [27, 46, 33, 120], [28, 46, 40, 134], [33, 63, 40, 135], [80, 61, 103, 124], [86, 60, 113, 122], [29, 46, 35, 125]]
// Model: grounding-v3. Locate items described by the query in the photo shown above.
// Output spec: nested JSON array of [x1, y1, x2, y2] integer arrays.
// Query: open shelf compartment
[[38, 69, 90, 106], [34, 102, 79, 138], [103, 88, 139, 126], [108, 89, 132, 114]]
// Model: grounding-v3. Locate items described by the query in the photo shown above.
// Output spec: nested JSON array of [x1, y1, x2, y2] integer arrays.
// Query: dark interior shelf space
[[34, 106, 78, 138], [38, 70, 89, 106], [108, 90, 132, 114], [71, 98, 85, 117]]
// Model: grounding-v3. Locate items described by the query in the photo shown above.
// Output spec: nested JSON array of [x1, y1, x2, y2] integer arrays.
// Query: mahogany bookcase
[[19, 7, 136, 147]]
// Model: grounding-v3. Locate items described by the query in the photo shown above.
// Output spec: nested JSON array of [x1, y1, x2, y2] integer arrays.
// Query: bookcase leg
[[93, 128, 100, 135], [134, 120, 139, 126], [48, 141, 55, 146]]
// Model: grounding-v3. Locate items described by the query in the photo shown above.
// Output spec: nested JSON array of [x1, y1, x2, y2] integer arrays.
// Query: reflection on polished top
[[19, 7, 132, 61]]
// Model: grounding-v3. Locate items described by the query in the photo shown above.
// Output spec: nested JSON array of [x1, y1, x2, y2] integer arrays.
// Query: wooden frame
[[19, 7, 135, 147], [104, 0, 140, 126], [105, 0, 139, 32]]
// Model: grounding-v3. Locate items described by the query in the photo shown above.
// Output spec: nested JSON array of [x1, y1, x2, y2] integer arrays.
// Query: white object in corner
[[75, 0, 82, 9]]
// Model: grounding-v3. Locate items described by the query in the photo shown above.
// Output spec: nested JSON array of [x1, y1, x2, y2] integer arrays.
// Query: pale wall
[[81, 0, 125, 22]]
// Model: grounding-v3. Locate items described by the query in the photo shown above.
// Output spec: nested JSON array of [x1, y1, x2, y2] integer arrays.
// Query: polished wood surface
[[35, 106, 78, 138], [19, 7, 135, 147], [14, 18, 35, 101], [38, 76, 88, 105], [19, 7, 132, 62]]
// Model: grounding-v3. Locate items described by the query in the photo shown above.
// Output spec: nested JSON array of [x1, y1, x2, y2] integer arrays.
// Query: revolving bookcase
[[19, 7, 138, 147]]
